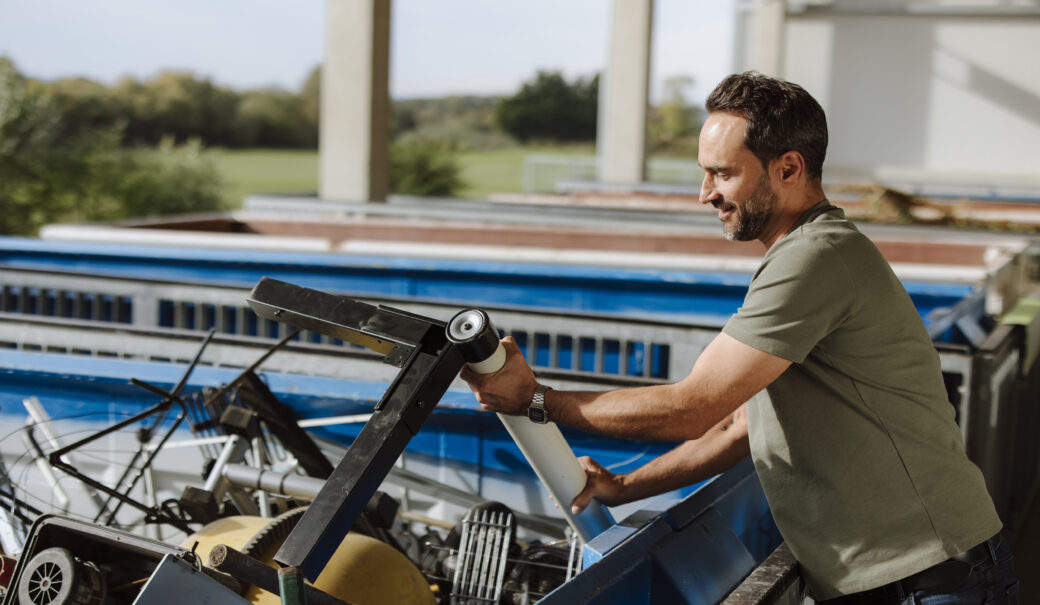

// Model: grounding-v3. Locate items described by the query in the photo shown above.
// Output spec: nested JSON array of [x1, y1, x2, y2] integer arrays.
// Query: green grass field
[[211, 148, 321, 208], [210, 144, 699, 207], [211, 146, 598, 207]]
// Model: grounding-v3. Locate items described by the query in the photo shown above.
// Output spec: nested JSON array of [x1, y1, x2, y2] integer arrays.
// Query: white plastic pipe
[[495, 411, 614, 542], [446, 309, 614, 543]]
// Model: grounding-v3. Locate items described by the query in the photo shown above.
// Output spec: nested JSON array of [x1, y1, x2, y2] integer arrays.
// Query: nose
[[699, 174, 717, 206]]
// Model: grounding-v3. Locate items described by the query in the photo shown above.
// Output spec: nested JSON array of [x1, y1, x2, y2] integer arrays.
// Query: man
[[462, 72, 1018, 603]]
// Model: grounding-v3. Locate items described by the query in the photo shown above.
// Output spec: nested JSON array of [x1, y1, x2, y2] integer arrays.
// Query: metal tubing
[[222, 465, 325, 501]]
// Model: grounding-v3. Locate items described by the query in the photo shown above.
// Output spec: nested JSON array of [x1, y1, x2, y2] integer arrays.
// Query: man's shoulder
[[774, 214, 874, 260]]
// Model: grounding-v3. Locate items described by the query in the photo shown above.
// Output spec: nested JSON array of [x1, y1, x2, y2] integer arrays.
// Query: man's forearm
[[615, 410, 750, 505], [462, 332, 787, 442], [545, 383, 732, 441]]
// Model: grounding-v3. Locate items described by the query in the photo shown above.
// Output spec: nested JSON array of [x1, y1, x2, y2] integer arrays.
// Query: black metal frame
[[246, 277, 469, 580], [41, 332, 219, 533]]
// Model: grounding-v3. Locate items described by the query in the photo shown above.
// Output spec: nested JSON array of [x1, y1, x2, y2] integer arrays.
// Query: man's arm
[[570, 406, 750, 513], [462, 331, 789, 441]]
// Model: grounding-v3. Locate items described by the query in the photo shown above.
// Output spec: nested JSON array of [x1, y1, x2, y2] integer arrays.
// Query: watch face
[[528, 407, 548, 424]]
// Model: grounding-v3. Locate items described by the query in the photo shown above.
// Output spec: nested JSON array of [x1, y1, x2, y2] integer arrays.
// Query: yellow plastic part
[[184, 516, 436, 605]]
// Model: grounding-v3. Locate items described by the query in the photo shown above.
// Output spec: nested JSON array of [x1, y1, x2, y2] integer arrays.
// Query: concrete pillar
[[598, 0, 654, 184], [749, 0, 785, 77], [319, 0, 391, 202]]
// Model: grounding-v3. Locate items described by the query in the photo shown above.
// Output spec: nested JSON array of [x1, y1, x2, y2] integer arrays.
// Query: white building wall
[[781, 13, 1040, 189]]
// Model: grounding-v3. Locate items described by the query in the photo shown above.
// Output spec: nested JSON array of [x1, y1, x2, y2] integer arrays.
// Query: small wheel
[[17, 547, 104, 605]]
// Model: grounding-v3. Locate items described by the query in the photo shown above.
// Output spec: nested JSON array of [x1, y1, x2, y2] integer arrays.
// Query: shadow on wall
[[937, 46, 1040, 128], [825, 15, 934, 170]]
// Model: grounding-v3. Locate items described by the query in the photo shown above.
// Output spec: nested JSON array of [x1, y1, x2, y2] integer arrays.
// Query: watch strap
[[528, 384, 551, 423]]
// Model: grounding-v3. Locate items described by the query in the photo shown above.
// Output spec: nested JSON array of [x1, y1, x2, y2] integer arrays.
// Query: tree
[[46, 76, 128, 140], [495, 71, 599, 143], [649, 75, 701, 153], [299, 65, 321, 138], [124, 71, 239, 146], [233, 88, 314, 148], [0, 57, 223, 234]]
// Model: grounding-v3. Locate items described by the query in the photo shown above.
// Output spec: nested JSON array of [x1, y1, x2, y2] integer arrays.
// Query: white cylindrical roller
[[446, 309, 614, 542], [496, 414, 614, 542], [468, 345, 506, 375]]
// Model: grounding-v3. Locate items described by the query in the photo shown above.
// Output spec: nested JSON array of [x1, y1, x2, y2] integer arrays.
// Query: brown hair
[[705, 72, 828, 181]]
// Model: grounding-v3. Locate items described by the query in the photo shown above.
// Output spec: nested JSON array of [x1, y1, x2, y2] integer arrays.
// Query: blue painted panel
[[551, 460, 778, 605], [0, 351, 679, 480], [0, 238, 974, 331]]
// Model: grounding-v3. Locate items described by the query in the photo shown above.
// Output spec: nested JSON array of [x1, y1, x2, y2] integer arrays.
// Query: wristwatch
[[527, 384, 551, 424]]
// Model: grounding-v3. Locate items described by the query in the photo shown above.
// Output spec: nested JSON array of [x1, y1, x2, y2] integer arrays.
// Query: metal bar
[[248, 278, 465, 581], [23, 397, 105, 513], [94, 331, 215, 520], [56, 289, 68, 318], [49, 395, 176, 460], [468, 512, 490, 597], [274, 340, 463, 578], [22, 427, 70, 511], [246, 277, 433, 354], [102, 408, 190, 527], [208, 545, 353, 605], [451, 512, 473, 599], [198, 329, 301, 412], [278, 567, 307, 605], [493, 513, 512, 598], [73, 292, 85, 320], [482, 512, 502, 600]]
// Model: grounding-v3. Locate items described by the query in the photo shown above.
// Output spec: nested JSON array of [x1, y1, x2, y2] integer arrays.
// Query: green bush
[[495, 71, 598, 143], [389, 139, 465, 197], [97, 138, 227, 220], [0, 58, 225, 234]]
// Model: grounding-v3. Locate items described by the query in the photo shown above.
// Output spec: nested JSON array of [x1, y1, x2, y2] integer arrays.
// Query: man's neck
[[758, 187, 827, 250]]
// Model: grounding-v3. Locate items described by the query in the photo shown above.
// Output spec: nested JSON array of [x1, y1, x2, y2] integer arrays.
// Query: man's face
[[698, 112, 778, 242]]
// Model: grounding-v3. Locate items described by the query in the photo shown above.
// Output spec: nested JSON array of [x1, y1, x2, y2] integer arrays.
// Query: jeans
[[818, 534, 1019, 605]]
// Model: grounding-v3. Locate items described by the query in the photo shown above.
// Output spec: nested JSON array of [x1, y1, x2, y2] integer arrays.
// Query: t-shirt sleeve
[[723, 236, 854, 363]]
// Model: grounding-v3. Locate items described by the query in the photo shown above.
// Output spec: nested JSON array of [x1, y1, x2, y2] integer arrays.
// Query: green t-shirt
[[723, 201, 1002, 599]]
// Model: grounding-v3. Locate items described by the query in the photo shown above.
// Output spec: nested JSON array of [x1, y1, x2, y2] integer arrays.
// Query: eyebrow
[[700, 164, 731, 173]]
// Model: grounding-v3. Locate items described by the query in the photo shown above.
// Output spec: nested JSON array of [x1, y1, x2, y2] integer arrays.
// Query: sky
[[0, 0, 738, 104]]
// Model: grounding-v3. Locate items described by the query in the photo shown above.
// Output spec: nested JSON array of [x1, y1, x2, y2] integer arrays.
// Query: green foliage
[[389, 139, 465, 197], [0, 58, 224, 234], [648, 75, 702, 154], [98, 138, 226, 219], [28, 67, 318, 149], [299, 65, 321, 135], [117, 71, 240, 146], [234, 87, 316, 148], [494, 71, 598, 143], [393, 95, 512, 150]]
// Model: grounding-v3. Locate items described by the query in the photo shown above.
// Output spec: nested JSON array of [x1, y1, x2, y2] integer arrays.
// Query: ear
[[773, 150, 805, 186]]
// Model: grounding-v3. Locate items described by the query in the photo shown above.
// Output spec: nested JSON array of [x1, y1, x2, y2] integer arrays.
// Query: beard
[[720, 173, 777, 242]]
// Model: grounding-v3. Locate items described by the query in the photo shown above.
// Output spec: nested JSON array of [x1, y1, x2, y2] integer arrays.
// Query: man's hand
[[570, 456, 625, 514], [459, 336, 539, 416]]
